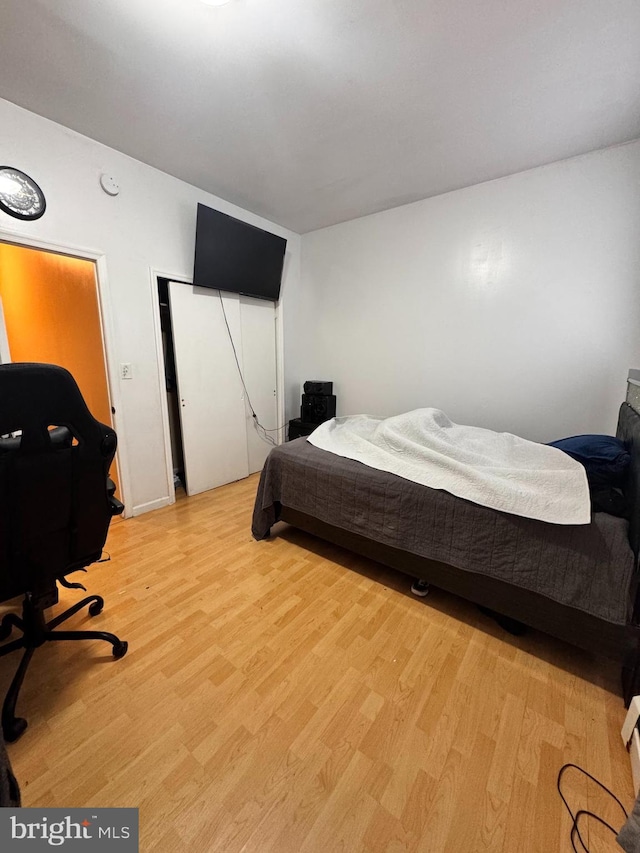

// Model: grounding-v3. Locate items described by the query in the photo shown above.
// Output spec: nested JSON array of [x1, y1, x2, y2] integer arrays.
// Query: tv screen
[[193, 204, 287, 302]]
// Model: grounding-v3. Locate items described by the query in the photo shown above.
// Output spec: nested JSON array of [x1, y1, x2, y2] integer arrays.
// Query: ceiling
[[1, 0, 639, 233]]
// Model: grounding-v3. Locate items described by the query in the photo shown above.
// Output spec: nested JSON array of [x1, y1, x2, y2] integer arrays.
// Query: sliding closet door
[[168, 282, 249, 495], [239, 296, 278, 474]]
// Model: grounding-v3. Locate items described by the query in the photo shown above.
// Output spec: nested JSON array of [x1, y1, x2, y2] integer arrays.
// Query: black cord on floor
[[557, 763, 628, 852]]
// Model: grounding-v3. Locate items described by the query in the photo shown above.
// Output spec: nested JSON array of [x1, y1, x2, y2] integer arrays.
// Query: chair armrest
[[109, 497, 124, 516], [107, 478, 124, 516]]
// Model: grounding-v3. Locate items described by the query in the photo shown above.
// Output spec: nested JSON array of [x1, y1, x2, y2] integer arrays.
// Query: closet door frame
[[151, 269, 284, 505]]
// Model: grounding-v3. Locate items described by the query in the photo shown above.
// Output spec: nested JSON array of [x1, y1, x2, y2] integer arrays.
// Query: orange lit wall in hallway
[[0, 242, 119, 494]]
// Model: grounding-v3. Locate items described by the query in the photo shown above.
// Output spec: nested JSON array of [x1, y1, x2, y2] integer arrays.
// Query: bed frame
[[275, 402, 640, 706]]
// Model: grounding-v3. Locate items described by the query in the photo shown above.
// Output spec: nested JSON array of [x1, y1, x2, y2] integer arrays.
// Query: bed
[[252, 402, 640, 705]]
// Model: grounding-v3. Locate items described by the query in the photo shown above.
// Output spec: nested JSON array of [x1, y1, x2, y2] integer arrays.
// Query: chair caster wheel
[[113, 641, 128, 659], [3, 716, 28, 743], [88, 601, 104, 617]]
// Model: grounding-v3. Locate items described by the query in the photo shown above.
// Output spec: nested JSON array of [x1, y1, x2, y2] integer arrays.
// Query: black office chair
[[0, 363, 128, 742]]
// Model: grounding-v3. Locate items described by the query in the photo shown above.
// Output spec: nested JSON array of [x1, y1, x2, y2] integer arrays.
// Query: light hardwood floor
[[1, 473, 634, 851]]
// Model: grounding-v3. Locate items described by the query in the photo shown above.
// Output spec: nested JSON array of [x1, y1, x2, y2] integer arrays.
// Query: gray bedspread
[[252, 438, 636, 625]]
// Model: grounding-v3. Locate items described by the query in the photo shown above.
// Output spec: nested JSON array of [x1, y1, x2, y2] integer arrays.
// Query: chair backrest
[[0, 363, 117, 600]]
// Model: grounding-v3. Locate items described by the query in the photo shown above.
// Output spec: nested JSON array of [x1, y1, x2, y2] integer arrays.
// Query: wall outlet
[[120, 362, 132, 380]]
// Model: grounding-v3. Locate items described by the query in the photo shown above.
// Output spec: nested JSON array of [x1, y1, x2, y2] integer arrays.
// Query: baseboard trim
[[132, 496, 173, 517]]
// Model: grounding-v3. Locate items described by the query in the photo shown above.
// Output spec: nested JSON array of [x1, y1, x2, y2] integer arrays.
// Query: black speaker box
[[303, 380, 333, 396], [300, 394, 336, 424], [288, 418, 317, 440]]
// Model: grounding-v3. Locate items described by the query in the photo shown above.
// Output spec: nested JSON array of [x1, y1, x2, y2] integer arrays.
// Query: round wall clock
[[0, 166, 46, 221]]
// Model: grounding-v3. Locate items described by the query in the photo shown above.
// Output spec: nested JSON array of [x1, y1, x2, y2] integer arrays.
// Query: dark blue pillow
[[548, 434, 630, 489]]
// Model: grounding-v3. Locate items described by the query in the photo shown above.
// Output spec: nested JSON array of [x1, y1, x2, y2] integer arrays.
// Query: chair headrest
[[0, 363, 106, 453]]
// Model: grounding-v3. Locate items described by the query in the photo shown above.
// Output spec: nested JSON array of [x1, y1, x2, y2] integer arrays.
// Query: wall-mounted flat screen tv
[[193, 204, 287, 302]]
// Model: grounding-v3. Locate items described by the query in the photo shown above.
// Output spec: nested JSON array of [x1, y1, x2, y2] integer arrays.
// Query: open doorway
[[0, 240, 121, 498], [157, 278, 185, 496]]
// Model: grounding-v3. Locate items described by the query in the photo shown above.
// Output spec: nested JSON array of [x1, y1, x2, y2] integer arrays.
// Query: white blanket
[[307, 408, 591, 525]]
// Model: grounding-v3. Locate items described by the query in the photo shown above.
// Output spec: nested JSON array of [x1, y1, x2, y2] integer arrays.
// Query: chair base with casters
[[0, 588, 128, 742]]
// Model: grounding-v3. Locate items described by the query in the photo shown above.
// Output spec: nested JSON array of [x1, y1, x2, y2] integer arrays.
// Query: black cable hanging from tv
[[217, 292, 283, 447]]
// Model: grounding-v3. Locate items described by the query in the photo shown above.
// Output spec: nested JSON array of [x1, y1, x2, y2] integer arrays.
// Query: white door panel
[[239, 296, 278, 473], [168, 282, 249, 495]]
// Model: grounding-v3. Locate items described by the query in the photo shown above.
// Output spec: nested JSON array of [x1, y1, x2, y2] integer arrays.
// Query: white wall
[[0, 98, 300, 514], [291, 141, 640, 442]]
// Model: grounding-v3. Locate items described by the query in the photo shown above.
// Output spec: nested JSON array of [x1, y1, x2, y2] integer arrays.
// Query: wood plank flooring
[[0, 473, 634, 851]]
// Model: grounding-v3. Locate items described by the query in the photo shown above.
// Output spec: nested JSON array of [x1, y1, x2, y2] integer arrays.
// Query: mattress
[[252, 437, 636, 625]]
